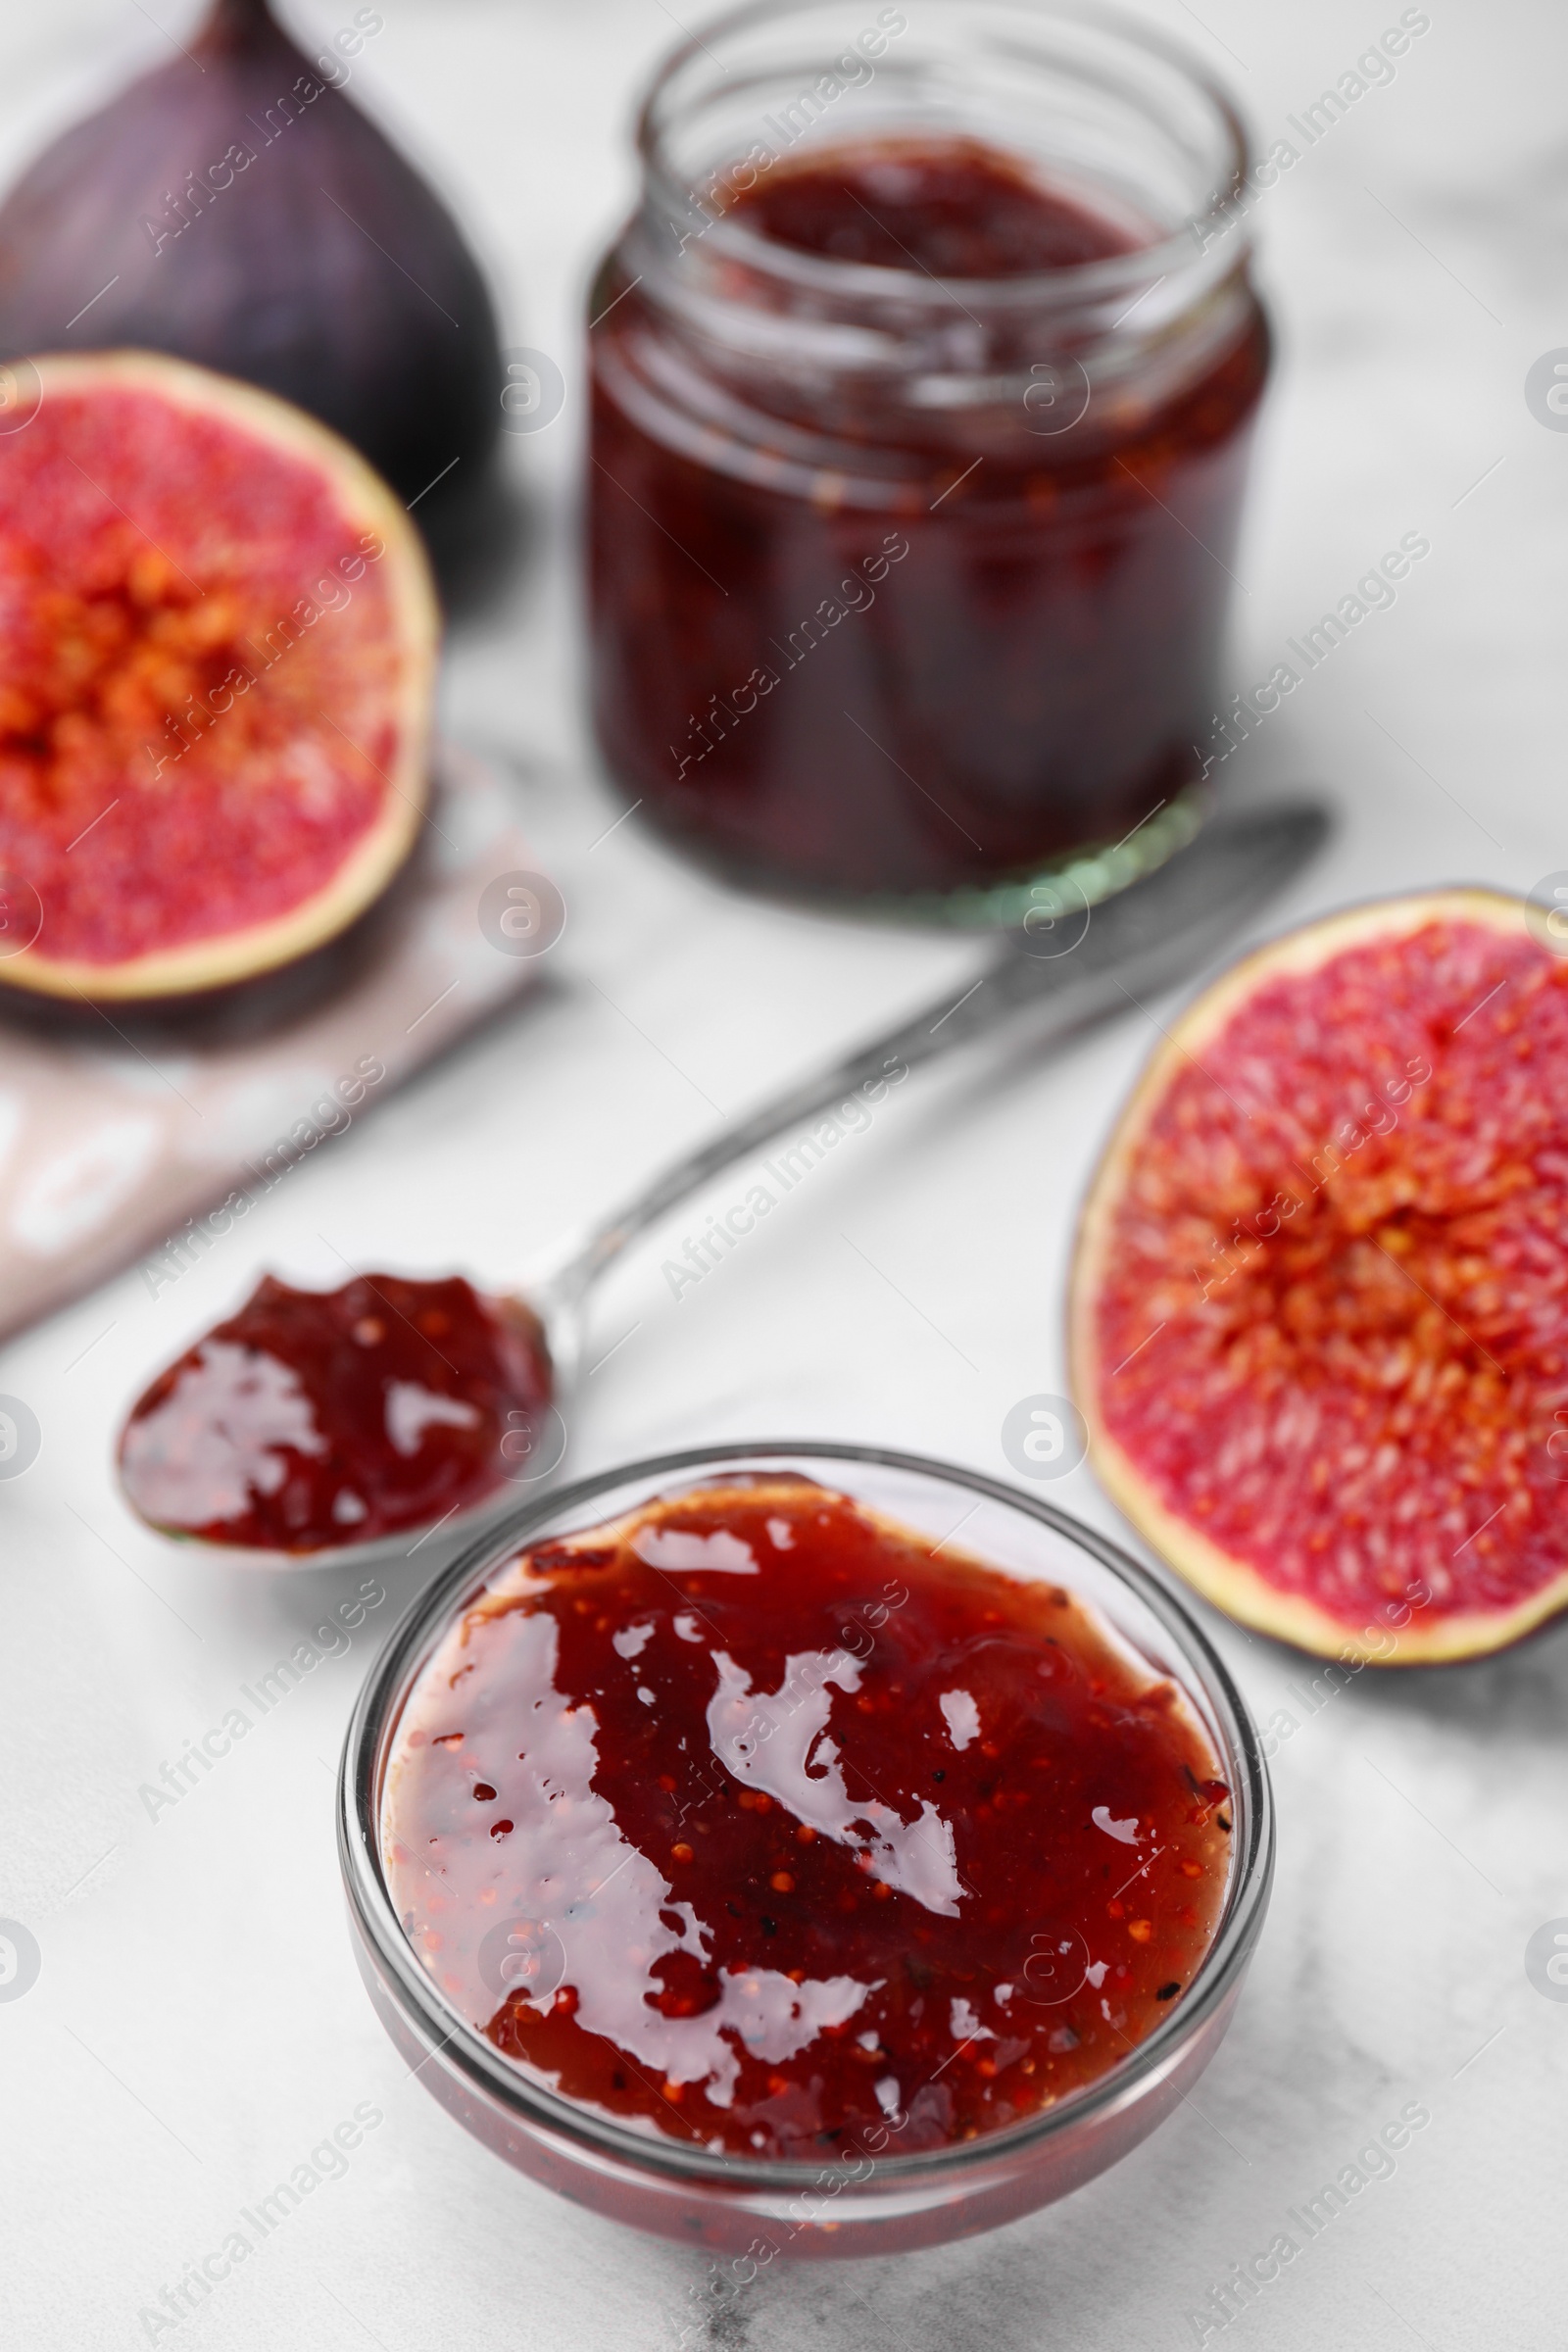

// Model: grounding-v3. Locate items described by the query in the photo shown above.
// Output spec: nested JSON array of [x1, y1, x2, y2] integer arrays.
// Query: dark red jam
[[382, 1477, 1231, 2159], [119, 1273, 552, 1552], [589, 135, 1269, 902], [729, 139, 1135, 276]]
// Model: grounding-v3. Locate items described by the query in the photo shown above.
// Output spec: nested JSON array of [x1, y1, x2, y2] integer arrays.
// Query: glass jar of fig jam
[[588, 0, 1269, 919]]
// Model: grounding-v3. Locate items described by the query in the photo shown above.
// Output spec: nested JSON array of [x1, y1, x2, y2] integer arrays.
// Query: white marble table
[[2, 2, 1564, 2345]]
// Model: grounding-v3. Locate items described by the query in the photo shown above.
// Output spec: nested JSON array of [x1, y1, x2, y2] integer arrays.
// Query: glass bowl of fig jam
[[340, 1444, 1272, 2254], [587, 0, 1270, 923]]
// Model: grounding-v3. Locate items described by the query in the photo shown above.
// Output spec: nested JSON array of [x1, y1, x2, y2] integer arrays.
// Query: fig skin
[[0, 0, 503, 522]]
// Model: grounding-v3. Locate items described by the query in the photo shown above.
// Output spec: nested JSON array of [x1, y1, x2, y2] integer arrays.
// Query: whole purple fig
[[0, 0, 503, 520]]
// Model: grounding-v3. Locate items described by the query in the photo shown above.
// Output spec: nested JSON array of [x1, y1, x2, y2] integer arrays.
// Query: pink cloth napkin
[[0, 745, 545, 1344]]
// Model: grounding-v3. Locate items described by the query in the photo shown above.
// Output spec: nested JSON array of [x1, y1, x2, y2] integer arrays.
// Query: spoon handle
[[542, 800, 1329, 1307]]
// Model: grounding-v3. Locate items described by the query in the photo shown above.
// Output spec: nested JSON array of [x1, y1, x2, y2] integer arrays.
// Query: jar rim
[[339, 1439, 1275, 2195], [631, 0, 1254, 313]]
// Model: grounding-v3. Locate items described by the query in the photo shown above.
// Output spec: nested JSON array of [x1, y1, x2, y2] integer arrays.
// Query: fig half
[[0, 349, 437, 1001], [1071, 890, 1568, 1664]]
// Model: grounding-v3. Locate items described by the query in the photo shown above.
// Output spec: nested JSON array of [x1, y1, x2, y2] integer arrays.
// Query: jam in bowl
[[339, 1445, 1272, 2254]]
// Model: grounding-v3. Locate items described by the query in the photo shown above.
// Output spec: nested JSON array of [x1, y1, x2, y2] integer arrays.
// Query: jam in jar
[[588, 0, 1270, 915]]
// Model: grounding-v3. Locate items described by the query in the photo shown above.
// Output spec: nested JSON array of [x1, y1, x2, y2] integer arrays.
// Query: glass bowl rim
[[338, 1439, 1274, 2191], [631, 0, 1254, 312]]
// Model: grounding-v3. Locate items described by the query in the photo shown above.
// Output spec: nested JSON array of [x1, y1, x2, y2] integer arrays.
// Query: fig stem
[[199, 0, 282, 51]]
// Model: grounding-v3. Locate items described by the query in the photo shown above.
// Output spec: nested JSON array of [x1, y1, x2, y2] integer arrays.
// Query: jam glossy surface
[[382, 1477, 1231, 2160], [730, 137, 1137, 276], [120, 1273, 552, 1551], [589, 136, 1268, 901]]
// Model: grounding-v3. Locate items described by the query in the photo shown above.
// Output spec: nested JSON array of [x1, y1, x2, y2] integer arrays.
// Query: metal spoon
[[122, 799, 1330, 1569]]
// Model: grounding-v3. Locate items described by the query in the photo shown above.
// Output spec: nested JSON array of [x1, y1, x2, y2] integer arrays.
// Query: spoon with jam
[[118, 802, 1326, 1567]]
